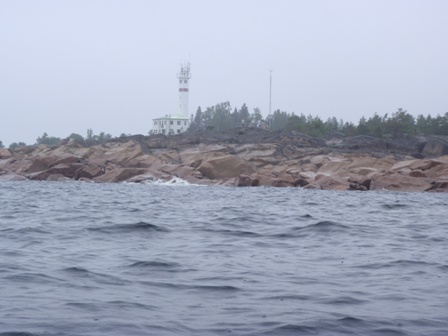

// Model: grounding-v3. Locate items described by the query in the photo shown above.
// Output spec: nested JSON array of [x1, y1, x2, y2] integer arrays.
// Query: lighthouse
[[151, 63, 191, 135], [177, 62, 191, 119]]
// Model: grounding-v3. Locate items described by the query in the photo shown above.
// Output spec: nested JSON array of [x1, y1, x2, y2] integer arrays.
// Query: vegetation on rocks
[[188, 103, 448, 139]]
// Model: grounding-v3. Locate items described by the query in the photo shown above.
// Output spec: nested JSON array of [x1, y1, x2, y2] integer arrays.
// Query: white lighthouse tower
[[151, 63, 191, 135], [177, 62, 191, 119]]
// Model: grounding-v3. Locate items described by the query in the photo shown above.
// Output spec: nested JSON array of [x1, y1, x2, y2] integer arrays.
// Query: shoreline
[[1, 129, 447, 192]]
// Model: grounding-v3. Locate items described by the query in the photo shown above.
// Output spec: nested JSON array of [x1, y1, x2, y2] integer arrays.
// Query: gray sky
[[1, 0, 447, 146]]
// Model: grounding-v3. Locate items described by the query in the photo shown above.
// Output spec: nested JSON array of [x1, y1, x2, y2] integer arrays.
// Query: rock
[[198, 155, 255, 180], [47, 163, 85, 179], [293, 178, 309, 187], [26, 170, 52, 181], [311, 176, 350, 191], [87, 140, 147, 167], [349, 167, 378, 177], [3, 158, 34, 174], [0, 172, 28, 181], [421, 136, 448, 157], [269, 178, 294, 187], [0, 148, 12, 159], [317, 159, 352, 175], [1, 131, 448, 192], [235, 175, 259, 187], [46, 174, 71, 182], [94, 168, 147, 183], [426, 181, 448, 192], [408, 170, 427, 178], [349, 183, 368, 191], [348, 175, 371, 190], [370, 173, 433, 192], [335, 135, 387, 152], [75, 164, 104, 179], [126, 173, 159, 183]]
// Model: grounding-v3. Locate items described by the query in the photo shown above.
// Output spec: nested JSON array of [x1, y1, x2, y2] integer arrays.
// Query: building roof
[[153, 114, 189, 121]]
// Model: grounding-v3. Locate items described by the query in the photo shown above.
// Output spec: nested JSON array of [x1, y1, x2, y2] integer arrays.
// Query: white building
[[152, 115, 190, 135], [152, 63, 191, 135]]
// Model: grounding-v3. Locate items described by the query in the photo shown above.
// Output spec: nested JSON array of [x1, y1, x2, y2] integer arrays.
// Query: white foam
[[141, 176, 202, 186]]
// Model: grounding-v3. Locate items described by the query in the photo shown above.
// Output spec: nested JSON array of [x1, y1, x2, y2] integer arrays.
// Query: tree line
[[2, 129, 121, 150], [2, 105, 447, 149], [188, 102, 263, 132], [187, 102, 448, 138]]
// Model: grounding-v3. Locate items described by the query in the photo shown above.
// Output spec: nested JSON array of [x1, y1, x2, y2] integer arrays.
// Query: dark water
[[1, 181, 447, 336]]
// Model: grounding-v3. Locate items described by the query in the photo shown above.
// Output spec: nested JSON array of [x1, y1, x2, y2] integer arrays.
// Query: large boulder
[[421, 136, 448, 157], [235, 174, 260, 187], [370, 173, 433, 192], [304, 175, 350, 191], [75, 164, 104, 179], [198, 155, 255, 180], [0, 148, 12, 159], [93, 168, 147, 183], [87, 140, 147, 167], [0, 172, 28, 181]]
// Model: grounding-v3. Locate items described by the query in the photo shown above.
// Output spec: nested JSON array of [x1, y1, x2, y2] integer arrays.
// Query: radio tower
[[177, 63, 191, 118]]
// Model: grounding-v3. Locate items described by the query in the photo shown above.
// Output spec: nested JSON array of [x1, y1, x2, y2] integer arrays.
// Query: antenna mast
[[269, 69, 273, 115]]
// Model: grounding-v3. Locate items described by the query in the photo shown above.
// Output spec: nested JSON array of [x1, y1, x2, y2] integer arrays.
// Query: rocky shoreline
[[1, 128, 448, 192]]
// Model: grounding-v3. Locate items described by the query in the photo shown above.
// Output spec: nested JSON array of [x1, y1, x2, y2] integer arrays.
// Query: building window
[[184, 80, 187, 83], [177, 121, 181, 125], [179, 80, 182, 83], [177, 129, 181, 134], [184, 121, 187, 125], [170, 121, 173, 125], [162, 129, 166, 134]]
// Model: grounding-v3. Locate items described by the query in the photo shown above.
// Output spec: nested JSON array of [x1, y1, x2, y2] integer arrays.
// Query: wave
[[0, 333, 40, 336], [319, 295, 368, 305], [139, 176, 199, 186], [202, 228, 262, 238], [0, 227, 49, 235], [261, 323, 318, 335], [128, 260, 181, 270], [138, 280, 241, 292], [274, 221, 349, 238], [356, 259, 440, 270], [87, 221, 169, 234], [3, 272, 61, 284], [381, 203, 409, 210], [61, 266, 128, 286]]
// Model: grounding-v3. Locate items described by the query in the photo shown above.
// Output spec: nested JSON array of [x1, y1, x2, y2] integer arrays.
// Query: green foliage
[[187, 102, 263, 132], [415, 112, 448, 135], [210, 102, 233, 131], [9, 142, 27, 150], [251, 108, 263, 125], [187, 106, 203, 132], [340, 122, 358, 136], [97, 132, 112, 142], [36, 132, 61, 146], [384, 108, 416, 137], [0, 140, 4, 148], [86, 129, 94, 140], [269, 110, 289, 131], [68, 133, 84, 141], [83, 129, 112, 143]]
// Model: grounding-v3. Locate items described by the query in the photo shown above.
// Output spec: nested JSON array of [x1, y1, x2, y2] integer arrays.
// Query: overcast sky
[[1, 0, 447, 146]]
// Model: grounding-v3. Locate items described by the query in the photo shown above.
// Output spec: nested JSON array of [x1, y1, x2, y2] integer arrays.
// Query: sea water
[[0, 181, 447, 336]]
